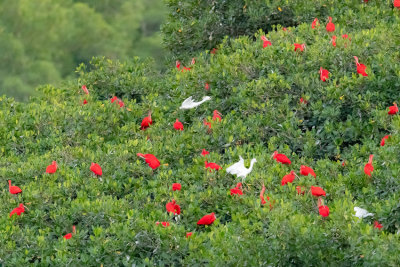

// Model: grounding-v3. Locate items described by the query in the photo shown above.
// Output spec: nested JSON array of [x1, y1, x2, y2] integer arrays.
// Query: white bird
[[179, 96, 211, 109], [226, 156, 257, 182], [354, 207, 374, 219]]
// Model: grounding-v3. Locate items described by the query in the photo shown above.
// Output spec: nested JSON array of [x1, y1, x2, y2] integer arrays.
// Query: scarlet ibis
[[342, 34, 350, 40], [176, 61, 181, 69], [226, 156, 257, 182], [395, 0, 400, 9], [296, 186, 305, 195], [8, 180, 22, 195], [83, 99, 88, 105], [64, 225, 76, 240], [294, 43, 306, 52], [205, 161, 222, 171], [191, 58, 196, 65], [374, 221, 383, 230], [320, 68, 329, 82], [81, 85, 89, 95], [173, 119, 184, 131], [156, 221, 170, 227], [300, 97, 307, 104], [311, 186, 326, 196], [261, 36, 272, 48], [10, 203, 25, 218], [281, 171, 296, 186], [111, 96, 124, 107], [137, 153, 160, 170], [260, 184, 267, 205], [272, 151, 291, 165], [172, 183, 181, 191], [318, 198, 329, 217], [197, 213, 216, 225], [166, 200, 181, 215], [203, 120, 212, 130], [141, 112, 153, 130], [388, 103, 398, 115], [180, 96, 211, 109], [326, 17, 335, 32], [354, 207, 374, 218], [186, 232, 193, 238], [311, 18, 319, 29], [210, 48, 217, 54], [319, 205, 329, 217], [90, 163, 102, 176], [354, 56, 368, 76], [205, 83, 210, 90], [230, 182, 243, 196], [331, 35, 337, 47], [46, 161, 58, 174], [364, 154, 374, 177], [300, 165, 316, 178], [201, 149, 210, 157], [380, 135, 390, 146], [212, 110, 222, 121]]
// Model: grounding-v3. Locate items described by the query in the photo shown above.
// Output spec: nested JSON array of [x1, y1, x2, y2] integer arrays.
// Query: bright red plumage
[[90, 162, 103, 176], [137, 153, 160, 170], [281, 171, 296, 186], [197, 213, 216, 225], [311, 186, 326, 197], [8, 180, 22, 195], [272, 151, 291, 165], [300, 165, 316, 178], [46, 161, 58, 174]]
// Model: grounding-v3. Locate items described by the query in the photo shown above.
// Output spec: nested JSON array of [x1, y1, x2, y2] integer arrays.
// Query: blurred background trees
[[0, 0, 166, 100]]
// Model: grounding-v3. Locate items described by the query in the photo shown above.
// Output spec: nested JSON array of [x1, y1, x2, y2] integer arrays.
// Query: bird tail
[[368, 154, 374, 164], [137, 153, 145, 158]]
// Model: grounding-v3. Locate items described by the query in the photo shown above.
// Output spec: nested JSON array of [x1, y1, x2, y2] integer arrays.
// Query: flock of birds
[[6, 14, 400, 239]]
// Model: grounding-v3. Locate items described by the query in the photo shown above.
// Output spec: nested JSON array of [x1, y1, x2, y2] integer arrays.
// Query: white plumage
[[179, 96, 211, 109], [354, 207, 374, 219], [226, 156, 257, 182]]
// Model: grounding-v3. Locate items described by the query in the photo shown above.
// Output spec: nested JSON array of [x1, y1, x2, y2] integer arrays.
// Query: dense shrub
[[1, 1, 400, 266]]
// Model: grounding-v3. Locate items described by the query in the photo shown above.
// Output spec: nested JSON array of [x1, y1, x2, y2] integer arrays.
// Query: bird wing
[[179, 96, 194, 109], [226, 156, 245, 175]]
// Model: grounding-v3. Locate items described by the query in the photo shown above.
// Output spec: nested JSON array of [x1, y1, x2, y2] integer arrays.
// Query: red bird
[[364, 154, 374, 177], [141, 112, 153, 130], [201, 149, 210, 157], [90, 163, 102, 176], [197, 213, 216, 225], [300, 97, 308, 104], [230, 182, 243, 196], [46, 161, 58, 174], [300, 165, 316, 178], [137, 153, 160, 170], [10, 203, 25, 218], [8, 180, 22, 195], [172, 183, 181, 191], [173, 119, 184, 131], [261, 36, 272, 48], [210, 48, 217, 54], [388, 103, 398, 115], [166, 200, 181, 215], [272, 151, 291, 165], [331, 35, 337, 47], [156, 221, 170, 227], [326, 17, 335, 32], [318, 198, 329, 217], [176, 61, 181, 69], [354, 56, 368, 76], [81, 85, 89, 95], [374, 221, 383, 230], [64, 226, 76, 240], [380, 135, 390, 146], [260, 184, 273, 209], [203, 119, 212, 130], [186, 232, 193, 238], [395, 0, 400, 9], [281, 171, 296, 186], [83, 99, 88, 105], [212, 110, 222, 121], [205, 83, 210, 90], [111, 96, 124, 108], [311, 186, 326, 197], [342, 34, 350, 40], [205, 161, 222, 171], [311, 18, 319, 29], [191, 58, 196, 65], [294, 43, 306, 52], [320, 67, 329, 82], [296, 186, 305, 195]]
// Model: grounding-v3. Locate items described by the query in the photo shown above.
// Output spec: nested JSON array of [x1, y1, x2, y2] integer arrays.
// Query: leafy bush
[[1, 1, 400, 266]]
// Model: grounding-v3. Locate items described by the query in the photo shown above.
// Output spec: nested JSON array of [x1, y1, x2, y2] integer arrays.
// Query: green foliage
[[1, 1, 400, 266], [0, 0, 167, 100]]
